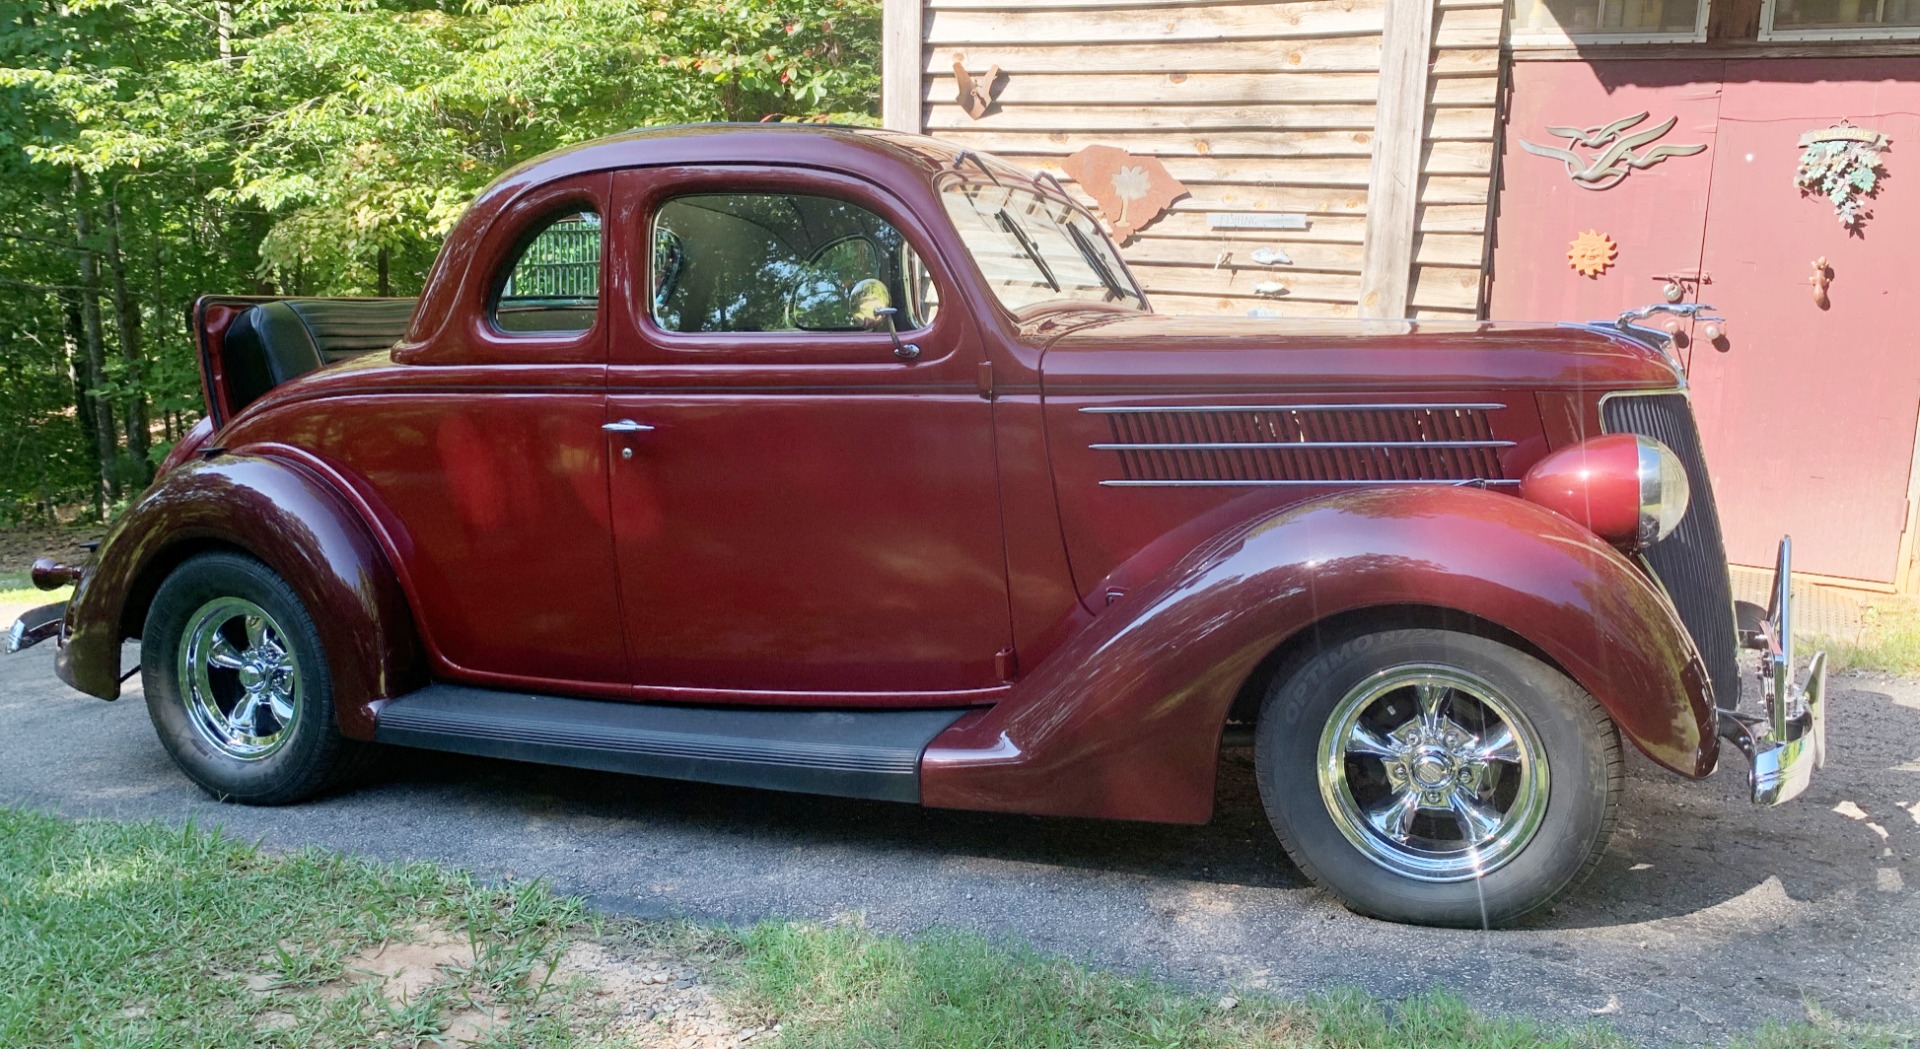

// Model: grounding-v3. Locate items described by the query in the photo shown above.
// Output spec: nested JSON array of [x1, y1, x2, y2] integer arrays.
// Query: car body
[[9, 125, 1827, 926]]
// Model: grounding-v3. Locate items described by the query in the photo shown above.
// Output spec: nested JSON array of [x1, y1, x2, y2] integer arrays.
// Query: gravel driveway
[[2, 638, 1915, 1046]]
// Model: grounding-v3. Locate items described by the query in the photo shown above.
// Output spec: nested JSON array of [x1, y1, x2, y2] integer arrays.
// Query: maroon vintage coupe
[[9, 126, 1825, 926]]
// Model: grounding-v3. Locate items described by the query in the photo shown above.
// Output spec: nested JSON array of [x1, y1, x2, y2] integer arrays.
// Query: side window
[[651, 193, 939, 335], [492, 209, 601, 334]]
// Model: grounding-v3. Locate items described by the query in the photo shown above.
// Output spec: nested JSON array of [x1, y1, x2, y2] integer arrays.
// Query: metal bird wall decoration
[[1519, 112, 1707, 190]]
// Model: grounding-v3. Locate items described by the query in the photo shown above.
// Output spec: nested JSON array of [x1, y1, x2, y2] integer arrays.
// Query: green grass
[[0, 570, 68, 611], [1, 809, 1912, 1049], [1809, 596, 1920, 676], [0, 809, 588, 1048]]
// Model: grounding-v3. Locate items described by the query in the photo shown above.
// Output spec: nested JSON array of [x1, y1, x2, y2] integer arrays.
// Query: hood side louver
[[1086, 404, 1514, 487]]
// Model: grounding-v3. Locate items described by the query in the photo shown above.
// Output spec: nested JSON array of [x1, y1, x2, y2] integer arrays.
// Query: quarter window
[[492, 210, 601, 334], [651, 193, 938, 335]]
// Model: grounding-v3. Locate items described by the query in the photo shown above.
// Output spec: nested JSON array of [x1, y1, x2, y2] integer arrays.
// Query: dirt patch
[[0, 524, 96, 570], [550, 940, 776, 1049], [343, 922, 477, 1003], [235, 923, 765, 1047]]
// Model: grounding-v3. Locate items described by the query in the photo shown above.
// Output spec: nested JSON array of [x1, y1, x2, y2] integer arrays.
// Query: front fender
[[921, 486, 1714, 823], [57, 455, 425, 739]]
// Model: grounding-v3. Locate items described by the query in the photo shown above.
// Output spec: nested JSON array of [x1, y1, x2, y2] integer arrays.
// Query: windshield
[[939, 179, 1147, 313]]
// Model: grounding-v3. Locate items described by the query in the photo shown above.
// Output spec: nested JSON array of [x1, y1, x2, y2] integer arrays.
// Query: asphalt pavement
[[3, 640, 1916, 1045]]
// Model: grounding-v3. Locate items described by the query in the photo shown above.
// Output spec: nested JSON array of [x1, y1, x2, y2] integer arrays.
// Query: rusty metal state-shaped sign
[[1520, 112, 1707, 190], [1060, 145, 1188, 242]]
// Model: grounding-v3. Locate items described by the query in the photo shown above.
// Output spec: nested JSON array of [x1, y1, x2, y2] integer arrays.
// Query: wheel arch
[[921, 486, 1717, 824], [1227, 604, 1567, 726], [58, 454, 427, 738]]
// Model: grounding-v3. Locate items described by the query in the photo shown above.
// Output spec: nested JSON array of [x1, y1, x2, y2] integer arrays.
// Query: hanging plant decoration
[[1796, 123, 1890, 231], [1567, 229, 1617, 278]]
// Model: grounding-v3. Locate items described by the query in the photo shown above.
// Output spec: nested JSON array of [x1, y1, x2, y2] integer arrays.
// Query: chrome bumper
[[5, 600, 66, 655], [1720, 538, 1827, 805]]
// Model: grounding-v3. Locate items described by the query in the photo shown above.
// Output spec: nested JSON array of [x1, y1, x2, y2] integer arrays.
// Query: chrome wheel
[[176, 596, 301, 761], [1316, 664, 1548, 882]]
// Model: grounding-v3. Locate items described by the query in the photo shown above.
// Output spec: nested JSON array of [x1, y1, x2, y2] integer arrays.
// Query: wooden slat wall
[[908, 0, 1505, 317]]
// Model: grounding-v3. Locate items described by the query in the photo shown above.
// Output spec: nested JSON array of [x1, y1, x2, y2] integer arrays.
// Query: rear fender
[[57, 455, 425, 739], [921, 485, 1714, 823]]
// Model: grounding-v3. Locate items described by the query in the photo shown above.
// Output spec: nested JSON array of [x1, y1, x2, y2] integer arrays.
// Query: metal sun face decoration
[[1060, 145, 1189, 242], [1567, 229, 1618, 278], [1521, 112, 1708, 190]]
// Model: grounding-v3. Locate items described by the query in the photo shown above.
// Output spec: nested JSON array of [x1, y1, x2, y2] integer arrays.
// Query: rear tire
[[142, 551, 364, 805], [1255, 628, 1621, 927]]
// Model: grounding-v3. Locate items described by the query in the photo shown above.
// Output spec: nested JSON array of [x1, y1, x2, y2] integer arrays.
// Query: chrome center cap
[[238, 664, 265, 690], [1411, 749, 1454, 789]]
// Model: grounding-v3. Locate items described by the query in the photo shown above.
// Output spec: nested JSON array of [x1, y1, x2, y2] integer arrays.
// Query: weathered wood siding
[[896, 0, 1503, 318]]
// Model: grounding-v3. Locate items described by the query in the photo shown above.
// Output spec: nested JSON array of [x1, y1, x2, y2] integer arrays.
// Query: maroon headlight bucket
[[1520, 433, 1691, 549]]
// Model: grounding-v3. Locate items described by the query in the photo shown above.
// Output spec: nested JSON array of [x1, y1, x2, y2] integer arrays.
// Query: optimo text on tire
[[142, 551, 363, 805], [1255, 628, 1622, 927]]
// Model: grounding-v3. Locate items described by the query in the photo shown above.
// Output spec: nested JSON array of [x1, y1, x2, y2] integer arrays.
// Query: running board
[[373, 685, 968, 803]]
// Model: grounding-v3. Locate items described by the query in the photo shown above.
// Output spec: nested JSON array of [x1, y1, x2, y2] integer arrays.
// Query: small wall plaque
[[1207, 212, 1309, 230]]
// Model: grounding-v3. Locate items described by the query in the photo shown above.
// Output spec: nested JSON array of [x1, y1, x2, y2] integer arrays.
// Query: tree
[[0, 0, 880, 522]]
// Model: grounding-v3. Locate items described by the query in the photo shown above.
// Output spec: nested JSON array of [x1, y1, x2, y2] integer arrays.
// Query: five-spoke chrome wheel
[[1316, 664, 1548, 882], [177, 596, 302, 761]]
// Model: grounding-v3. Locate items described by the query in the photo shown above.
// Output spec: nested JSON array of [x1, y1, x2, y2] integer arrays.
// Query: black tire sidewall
[[1256, 629, 1617, 927], [142, 552, 341, 804]]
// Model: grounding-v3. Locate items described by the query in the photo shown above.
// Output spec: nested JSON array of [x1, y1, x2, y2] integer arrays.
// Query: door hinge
[[977, 359, 995, 400], [994, 646, 1017, 681]]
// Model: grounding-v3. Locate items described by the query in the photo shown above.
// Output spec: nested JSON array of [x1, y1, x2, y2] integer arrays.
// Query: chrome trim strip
[[1100, 479, 1521, 488], [1092, 440, 1515, 451], [1080, 402, 1507, 414]]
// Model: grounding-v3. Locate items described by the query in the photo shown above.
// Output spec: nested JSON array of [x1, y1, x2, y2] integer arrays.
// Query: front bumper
[[5, 600, 67, 655], [1719, 537, 1827, 805]]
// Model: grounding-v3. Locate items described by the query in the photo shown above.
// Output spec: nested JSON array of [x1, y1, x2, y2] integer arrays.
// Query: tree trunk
[[64, 302, 106, 518], [71, 170, 120, 504], [105, 196, 152, 485], [377, 247, 391, 297], [216, 1, 233, 63]]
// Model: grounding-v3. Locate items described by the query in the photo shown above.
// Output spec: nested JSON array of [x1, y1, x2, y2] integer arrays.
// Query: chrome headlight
[[1634, 436, 1692, 547]]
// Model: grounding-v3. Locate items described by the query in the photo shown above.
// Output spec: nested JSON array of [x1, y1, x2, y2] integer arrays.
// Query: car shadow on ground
[[374, 743, 1308, 892], [1537, 680, 1920, 930], [363, 677, 1918, 934]]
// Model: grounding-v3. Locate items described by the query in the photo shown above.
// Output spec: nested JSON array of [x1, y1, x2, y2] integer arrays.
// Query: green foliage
[[0, 0, 882, 521]]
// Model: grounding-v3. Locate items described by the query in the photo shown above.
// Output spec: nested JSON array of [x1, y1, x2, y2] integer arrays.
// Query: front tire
[[142, 551, 362, 804], [1256, 628, 1621, 927]]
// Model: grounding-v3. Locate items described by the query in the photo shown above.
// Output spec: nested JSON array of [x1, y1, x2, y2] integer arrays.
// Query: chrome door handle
[[602, 420, 655, 433]]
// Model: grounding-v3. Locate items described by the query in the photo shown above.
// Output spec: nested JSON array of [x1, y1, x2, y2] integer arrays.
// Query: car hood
[[1032, 313, 1684, 394]]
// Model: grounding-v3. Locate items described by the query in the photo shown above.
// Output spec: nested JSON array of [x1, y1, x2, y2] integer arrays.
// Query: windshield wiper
[[1067, 223, 1132, 304], [996, 209, 1059, 292]]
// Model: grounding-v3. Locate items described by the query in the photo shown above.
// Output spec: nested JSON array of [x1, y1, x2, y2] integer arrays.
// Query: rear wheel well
[[119, 539, 259, 641], [1226, 604, 1570, 726]]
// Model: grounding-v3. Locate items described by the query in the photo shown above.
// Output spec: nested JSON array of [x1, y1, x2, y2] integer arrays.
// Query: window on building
[[1509, 0, 1707, 42], [1763, 0, 1920, 37]]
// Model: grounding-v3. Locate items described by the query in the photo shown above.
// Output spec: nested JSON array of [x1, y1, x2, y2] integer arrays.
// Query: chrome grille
[[1602, 392, 1742, 711], [1087, 403, 1513, 486]]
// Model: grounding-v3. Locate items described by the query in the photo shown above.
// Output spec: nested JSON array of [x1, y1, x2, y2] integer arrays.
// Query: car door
[[293, 173, 629, 694], [605, 166, 1013, 703]]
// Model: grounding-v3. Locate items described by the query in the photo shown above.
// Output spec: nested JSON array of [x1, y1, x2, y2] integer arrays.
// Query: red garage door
[[1492, 58, 1920, 584]]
